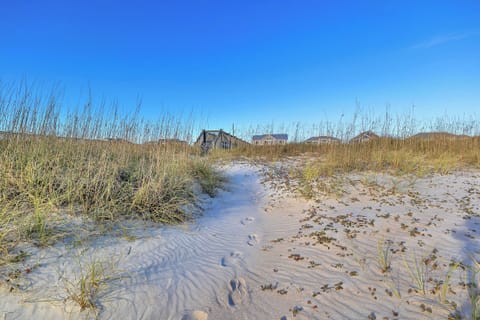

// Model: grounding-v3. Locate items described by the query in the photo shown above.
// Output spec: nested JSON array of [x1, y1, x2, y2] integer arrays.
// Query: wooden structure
[[304, 136, 341, 144], [251, 134, 288, 145], [195, 129, 248, 153]]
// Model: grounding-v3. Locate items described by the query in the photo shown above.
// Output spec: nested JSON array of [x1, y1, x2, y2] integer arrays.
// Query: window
[[221, 141, 231, 148]]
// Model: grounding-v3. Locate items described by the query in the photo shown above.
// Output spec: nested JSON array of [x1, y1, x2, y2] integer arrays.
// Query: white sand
[[1, 162, 480, 319]]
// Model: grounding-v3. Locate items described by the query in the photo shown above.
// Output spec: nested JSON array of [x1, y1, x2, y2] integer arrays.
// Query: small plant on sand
[[385, 275, 402, 299], [389, 178, 402, 194], [440, 260, 460, 304], [467, 258, 480, 320], [64, 257, 120, 313], [403, 252, 429, 295], [299, 163, 320, 198], [377, 239, 393, 274]]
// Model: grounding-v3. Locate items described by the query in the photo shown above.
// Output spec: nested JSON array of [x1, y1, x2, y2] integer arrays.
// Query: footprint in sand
[[241, 216, 255, 225], [221, 251, 243, 267], [247, 234, 259, 246], [182, 310, 208, 320], [228, 277, 247, 307]]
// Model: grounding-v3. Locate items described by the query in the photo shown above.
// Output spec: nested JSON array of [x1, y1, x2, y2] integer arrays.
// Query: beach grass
[[0, 84, 223, 260], [229, 134, 479, 172], [63, 256, 124, 313], [376, 239, 392, 274], [222, 124, 480, 205]]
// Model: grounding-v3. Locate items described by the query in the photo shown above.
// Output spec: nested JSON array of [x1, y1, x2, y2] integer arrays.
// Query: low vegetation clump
[[62, 256, 125, 315], [190, 160, 226, 197], [64, 259, 110, 312]]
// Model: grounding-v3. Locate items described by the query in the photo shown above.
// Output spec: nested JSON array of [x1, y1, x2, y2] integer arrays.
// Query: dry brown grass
[[0, 83, 223, 262], [220, 135, 479, 174]]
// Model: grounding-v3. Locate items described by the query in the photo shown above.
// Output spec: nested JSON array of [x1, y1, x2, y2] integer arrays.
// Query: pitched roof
[[252, 134, 288, 141], [304, 136, 340, 142], [195, 129, 249, 145], [350, 130, 379, 142]]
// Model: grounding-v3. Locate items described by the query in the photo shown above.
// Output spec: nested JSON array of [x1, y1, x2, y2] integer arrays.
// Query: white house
[[252, 134, 288, 145]]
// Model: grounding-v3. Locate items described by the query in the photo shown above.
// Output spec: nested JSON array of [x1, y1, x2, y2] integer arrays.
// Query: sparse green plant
[[385, 276, 401, 299], [63, 256, 122, 313], [377, 239, 393, 274], [468, 258, 480, 320], [403, 253, 429, 295], [440, 260, 460, 304], [389, 178, 402, 194], [67, 261, 105, 311]]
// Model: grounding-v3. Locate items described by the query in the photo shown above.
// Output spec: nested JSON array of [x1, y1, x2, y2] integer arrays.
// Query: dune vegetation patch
[[0, 84, 224, 267]]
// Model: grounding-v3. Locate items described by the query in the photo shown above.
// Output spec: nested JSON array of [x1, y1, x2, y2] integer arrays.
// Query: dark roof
[[304, 136, 340, 142], [350, 130, 379, 142], [195, 129, 249, 145], [252, 134, 288, 141]]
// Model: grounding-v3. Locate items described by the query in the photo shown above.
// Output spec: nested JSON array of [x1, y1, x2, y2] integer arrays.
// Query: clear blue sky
[[1, 1, 479, 136]]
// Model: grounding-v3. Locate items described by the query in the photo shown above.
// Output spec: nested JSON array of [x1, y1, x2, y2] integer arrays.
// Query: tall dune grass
[[0, 83, 220, 263], [210, 111, 479, 202], [218, 116, 480, 176]]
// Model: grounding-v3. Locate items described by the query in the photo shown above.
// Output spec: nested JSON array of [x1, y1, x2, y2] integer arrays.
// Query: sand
[[1, 162, 479, 319]]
